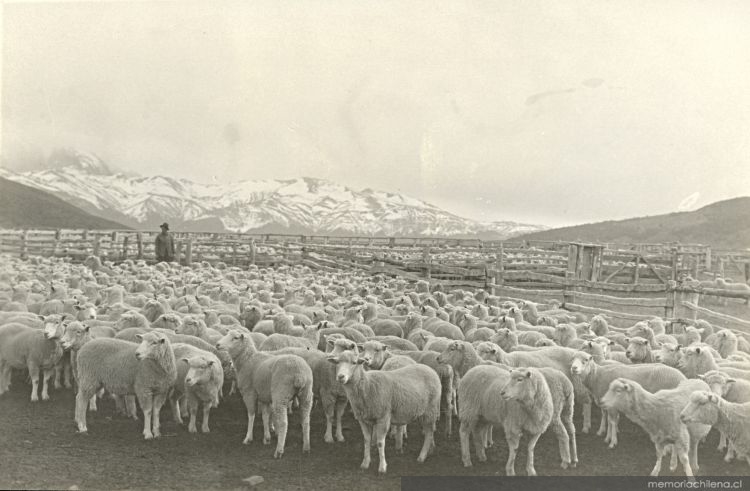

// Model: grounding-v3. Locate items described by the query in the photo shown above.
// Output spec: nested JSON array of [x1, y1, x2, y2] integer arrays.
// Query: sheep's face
[[570, 352, 593, 376], [74, 303, 97, 321], [159, 314, 183, 331], [600, 379, 633, 411], [581, 340, 607, 359], [61, 322, 89, 350], [475, 342, 501, 362], [327, 351, 365, 384], [679, 391, 719, 425], [135, 333, 168, 361], [43, 316, 65, 340], [656, 343, 683, 366], [183, 356, 216, 387], [698, 371, 734, 397], [500, 369, 534, 402], [360, 341, 388, 368], [538, 316, 557, 327], [216, 330, 254, 355], [437, 341, 464, 366], [625, 337, 650, 361]]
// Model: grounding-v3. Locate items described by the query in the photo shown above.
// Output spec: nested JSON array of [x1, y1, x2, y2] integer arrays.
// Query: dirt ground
[[0, 370, 748, 491]]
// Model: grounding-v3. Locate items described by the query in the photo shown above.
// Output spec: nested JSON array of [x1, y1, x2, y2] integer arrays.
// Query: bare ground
[[0, 370, 748, 491]]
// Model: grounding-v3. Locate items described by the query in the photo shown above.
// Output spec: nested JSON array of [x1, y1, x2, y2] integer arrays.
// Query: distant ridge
[[1, 148, 545, 239], [516, 197, 750, 250], [0, 176, 129, 230]]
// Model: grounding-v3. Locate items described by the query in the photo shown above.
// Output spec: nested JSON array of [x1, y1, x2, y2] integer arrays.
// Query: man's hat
[[160, 222, 169, 230]]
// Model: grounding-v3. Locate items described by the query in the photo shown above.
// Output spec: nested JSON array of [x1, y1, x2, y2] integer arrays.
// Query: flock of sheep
[[0, 253, 749, 477]]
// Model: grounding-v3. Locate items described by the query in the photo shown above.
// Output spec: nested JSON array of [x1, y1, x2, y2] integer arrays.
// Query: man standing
[[155, 222, 175, 263]]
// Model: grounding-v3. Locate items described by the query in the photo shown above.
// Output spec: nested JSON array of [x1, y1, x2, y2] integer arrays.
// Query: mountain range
[[0, 149, 545, 238]]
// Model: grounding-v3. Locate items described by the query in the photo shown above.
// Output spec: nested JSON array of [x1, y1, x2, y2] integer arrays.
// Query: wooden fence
[[1, 228, 748, 333]]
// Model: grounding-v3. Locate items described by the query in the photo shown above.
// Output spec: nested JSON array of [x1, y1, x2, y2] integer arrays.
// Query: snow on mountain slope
[[1, 149, 546, 238]]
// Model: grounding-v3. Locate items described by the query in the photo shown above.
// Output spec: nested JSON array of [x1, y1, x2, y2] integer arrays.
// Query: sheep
[[457, 365, 553, 476], [699, 370, 750, 459], [74, 332, 178, 439], [176, 315, 222, 344], [570, 351, 686, 448], [151, 313, 183, 331], [679, 345, 750, 381], [215, 330, 312, 458], [326, 349, 440, 474], [601, 378, 711, 476], [369, 335, 418, 352], [274, 345, 350, 443], [0, 322, 64, 402], [680, 391, 750, 467], [625, 336, 658, 363], [172, 343, 224, 433], [423, 319, 465, 341], [368, 319, 404, 338], [715, 278, 750, 306], [438, 340, 577, 469], [472, 342, 594, 434], [259, 324, 321, 351]]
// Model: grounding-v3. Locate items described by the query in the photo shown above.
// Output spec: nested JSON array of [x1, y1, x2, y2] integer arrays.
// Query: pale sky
[[2, 0, 750, 226]]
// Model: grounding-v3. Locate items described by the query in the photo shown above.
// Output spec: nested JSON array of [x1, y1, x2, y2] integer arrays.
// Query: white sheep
[[698, 369, 750, 460], [679, 345, 750, 381], [457, 364, 553, 476], [326, 349, 440, 474], [570, 350, 686, 448], [680, 390, 750, 468], [259, 324, 321, 351], [601, 378, 711, 476], [74, 332, 178, 439], [0, 322, 64, 402], [172, 343, 224, 433], [216, 330, 312, 458], [438, 340, 577, 469]]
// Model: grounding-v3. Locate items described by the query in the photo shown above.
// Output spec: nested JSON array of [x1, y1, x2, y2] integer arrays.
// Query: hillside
[[0, 177, 129, 230], [517, 197, 750, 250]]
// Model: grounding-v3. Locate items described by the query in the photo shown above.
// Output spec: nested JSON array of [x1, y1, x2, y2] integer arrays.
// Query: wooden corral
[[1, 228, 748, 334]]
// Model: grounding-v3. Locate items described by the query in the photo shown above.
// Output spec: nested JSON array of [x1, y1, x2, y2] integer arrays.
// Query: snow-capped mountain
[[0, 149, 546, 238]]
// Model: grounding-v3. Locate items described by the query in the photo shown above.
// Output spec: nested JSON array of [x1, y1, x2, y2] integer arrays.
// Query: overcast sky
[[2, 0, 749, 227]]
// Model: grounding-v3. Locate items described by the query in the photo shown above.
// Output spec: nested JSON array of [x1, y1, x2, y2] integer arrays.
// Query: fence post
[[632, 255, 640, 284], [20, 230, 28, 260], [494, 244, 505, 294], [745, 262, 750, 283], [423, 247, 432, 282], [670, 248, 679, 281], [136, 232, 144, 260], [665, 286, 676, 323], [704, 247, 712, 272], [185, 238, 193, 265], [122, 235, 129, 260]]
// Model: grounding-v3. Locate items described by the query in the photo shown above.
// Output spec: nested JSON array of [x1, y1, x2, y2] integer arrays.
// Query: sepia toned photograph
[[0, 1, 749, 489]]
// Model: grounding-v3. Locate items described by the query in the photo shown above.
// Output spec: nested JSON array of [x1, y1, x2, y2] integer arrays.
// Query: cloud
[[678, 192, 701, 211]]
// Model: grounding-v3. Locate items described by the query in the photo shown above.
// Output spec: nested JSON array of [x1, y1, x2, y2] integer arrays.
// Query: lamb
[[570, 351, 686, 448], [709, 329, 750, 360], [259, 324, 321, 351], [601, 378, 711, 476], [457, 365, 553, 476], [215, 330, 312, 458], [114, 311, 150, 331], [438, 340, 577, 469], [172, 343, 224, 433], [74, 332, 178, 439], [680, 391, 750, 467], [151, 313, 183, 331], [326, 349, 440, 474], [0, 322, 64, 401]]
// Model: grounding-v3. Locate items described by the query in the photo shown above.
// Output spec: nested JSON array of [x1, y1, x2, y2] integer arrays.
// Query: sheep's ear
[[135, 334, 143, 341], [181, 358, 190, 364], [383, 345, 389, 352], [726, 378, 737, 385], [355, 343, 364, 351], [206, 360, 215, 366], [525, 370, 532, 378], [697, 374, 705, 380], [326, 356, 338, 364], [84, 324, 91, 332], [37, 314, 45, 321], [708, 393, 719, 403], [695, 347, 701, 354], [355, 357, 367, 365]]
